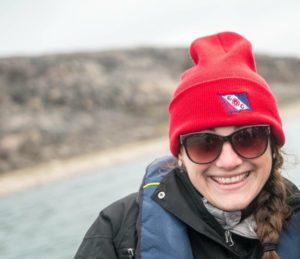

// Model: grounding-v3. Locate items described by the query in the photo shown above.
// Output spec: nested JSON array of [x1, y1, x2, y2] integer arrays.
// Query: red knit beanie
[[168, 31, 285, 156]]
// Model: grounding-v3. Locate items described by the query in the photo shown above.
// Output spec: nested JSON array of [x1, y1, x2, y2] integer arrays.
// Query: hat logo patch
[[220, 93, 251, 113]]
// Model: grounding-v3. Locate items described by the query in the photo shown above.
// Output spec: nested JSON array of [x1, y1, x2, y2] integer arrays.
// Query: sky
[[1, 0, 300, 58]]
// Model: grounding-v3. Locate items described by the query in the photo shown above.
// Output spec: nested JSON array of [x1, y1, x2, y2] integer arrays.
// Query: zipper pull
[[127, 248, 135, 259], [225, 230, 234, 247]]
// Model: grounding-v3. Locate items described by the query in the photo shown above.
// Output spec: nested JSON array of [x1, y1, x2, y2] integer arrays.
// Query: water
[[281, 117, 300, 183], [0, 155, 162, 259], [0, 118, 300, 259]]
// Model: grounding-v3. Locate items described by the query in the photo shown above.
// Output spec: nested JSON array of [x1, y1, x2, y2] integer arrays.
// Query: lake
[[0, 116, 299, 259]]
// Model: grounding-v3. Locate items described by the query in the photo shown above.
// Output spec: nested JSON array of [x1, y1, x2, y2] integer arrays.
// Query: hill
[[0, 48, 300, 173]]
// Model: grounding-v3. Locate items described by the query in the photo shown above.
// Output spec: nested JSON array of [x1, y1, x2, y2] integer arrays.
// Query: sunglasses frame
[[180, 125, 271, 164]]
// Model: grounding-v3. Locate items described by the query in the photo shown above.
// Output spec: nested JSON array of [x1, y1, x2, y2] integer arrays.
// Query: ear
[[177, 148, 185, 167], [177, 148, 184, 160], [178, 153, 182, 160]]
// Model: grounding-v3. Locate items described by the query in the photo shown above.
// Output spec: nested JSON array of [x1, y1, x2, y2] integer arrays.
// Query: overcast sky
[[1, 0, 300, 58]]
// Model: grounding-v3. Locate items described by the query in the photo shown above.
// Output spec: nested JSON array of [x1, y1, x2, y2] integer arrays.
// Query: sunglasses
[[180, 125, 270, 164]]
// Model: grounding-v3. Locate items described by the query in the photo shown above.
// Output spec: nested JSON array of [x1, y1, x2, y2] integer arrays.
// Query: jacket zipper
[[225, 230, 234, 247]]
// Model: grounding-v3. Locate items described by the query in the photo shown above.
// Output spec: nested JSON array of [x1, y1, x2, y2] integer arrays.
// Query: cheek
[[258, 146, 273, 176], [250, 146, 273, 196], [258, 155, 272, 184], [181, 155, 209, 188], [181, 153, 203, 175]]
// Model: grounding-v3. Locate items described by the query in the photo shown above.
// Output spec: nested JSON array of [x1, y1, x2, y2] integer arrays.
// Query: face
[[179, 126, 273, 211]]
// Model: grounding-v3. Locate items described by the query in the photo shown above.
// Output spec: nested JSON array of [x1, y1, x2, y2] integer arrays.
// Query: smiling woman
[[74, 32, 300, 259], [179, 125, 274, 212]]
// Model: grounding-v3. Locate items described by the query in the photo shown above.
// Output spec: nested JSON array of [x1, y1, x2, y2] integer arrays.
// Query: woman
[[74, 32, 300, 259]]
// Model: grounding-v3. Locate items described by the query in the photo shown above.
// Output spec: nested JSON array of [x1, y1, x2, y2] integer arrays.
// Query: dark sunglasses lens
[[185, 134, 222, 163], [232, 127, 269, 159]]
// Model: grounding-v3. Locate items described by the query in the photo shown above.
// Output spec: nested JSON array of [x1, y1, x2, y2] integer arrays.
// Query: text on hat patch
[[220, 93, 251, 113]]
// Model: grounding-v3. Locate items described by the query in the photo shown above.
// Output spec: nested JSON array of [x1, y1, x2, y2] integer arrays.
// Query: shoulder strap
[[136, 156, 194, 259], [277, 211, 300, 258]]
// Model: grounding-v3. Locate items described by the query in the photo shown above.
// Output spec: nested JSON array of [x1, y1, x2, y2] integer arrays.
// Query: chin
[[217, 201, 250, 212]]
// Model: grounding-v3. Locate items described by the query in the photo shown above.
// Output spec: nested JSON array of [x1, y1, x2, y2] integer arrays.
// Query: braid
[[254, 143, 291, 259]]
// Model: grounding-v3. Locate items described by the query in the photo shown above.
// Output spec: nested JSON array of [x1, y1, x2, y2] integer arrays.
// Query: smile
[[212, 172, 250, 184]]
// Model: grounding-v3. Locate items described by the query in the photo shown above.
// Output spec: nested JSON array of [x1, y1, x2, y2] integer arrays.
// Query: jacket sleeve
[[74, 193, 138, 259]]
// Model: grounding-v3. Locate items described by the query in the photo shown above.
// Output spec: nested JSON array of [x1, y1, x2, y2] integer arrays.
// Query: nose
[[215, 141, 243, 169]]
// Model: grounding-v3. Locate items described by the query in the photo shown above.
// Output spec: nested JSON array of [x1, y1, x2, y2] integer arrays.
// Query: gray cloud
[[1, 0, 299, 57]]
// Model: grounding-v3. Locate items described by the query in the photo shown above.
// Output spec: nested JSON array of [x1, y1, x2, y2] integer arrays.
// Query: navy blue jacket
[[74, 156, 300, 259]]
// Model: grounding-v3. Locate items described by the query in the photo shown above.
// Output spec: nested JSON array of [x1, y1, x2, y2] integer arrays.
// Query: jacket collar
[[152, 167, 300, 240], [152, 168, 226, 245]]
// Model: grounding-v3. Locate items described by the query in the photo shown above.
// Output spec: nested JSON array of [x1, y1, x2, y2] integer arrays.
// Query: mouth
[[211, 171, 251, 185]]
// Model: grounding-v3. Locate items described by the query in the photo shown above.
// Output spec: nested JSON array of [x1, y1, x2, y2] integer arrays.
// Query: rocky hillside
[[0, 48, 300, 174]]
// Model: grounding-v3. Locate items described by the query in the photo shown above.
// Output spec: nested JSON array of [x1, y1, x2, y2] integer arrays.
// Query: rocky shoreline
[[1, 48, 300, 175], [1, 101, 300, 197]]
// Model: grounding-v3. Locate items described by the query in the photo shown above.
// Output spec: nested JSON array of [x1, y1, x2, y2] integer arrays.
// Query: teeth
[[213, 172, 249, 184]]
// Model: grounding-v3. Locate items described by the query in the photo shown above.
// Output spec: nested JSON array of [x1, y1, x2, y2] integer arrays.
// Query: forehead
[[203, 126, 239, 135]]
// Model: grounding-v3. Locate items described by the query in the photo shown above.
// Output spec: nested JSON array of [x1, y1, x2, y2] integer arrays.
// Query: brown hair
[[254, 141, 291, 259]]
